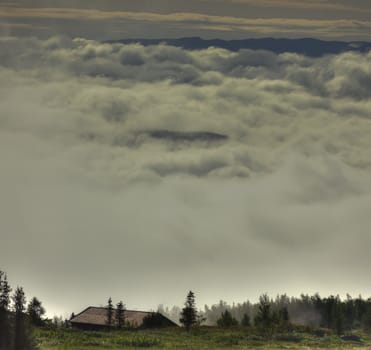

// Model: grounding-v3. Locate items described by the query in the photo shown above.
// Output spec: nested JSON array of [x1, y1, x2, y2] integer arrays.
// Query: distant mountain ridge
[[106, 37, 371, 57]]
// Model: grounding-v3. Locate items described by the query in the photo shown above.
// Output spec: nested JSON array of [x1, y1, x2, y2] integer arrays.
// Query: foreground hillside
[[36, 327, 371, 350]]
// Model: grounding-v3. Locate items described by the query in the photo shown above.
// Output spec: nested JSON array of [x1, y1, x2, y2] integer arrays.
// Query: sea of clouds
[[1, 36, 371, 314]]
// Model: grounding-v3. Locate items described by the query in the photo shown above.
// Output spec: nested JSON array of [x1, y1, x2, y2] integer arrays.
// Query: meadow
[[35, 327, 371, 350]]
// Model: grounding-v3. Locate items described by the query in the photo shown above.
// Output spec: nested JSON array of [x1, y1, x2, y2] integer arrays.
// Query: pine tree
[[106, 297, 114, 329], [27, 297, 46, 327], [335, 310, 345, 335], [0, 271, 12, 350], [217, 310, 238, 327], [278, 306, 290, 330], [0, 272, 11, 310], [362, 308, 371, 332], [115, 301, 125, 329], [254, 294, 273, 336], [13, 286, 31, 350], [241, 313, 251, 327], [279, 306, 289, 323], [179, 291, 197, 331]]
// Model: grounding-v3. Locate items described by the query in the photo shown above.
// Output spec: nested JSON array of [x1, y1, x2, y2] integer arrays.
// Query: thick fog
[[1, 36, 371, 317]]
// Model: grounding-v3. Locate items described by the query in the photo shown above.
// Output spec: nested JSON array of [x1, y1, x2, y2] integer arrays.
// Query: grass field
[[35, 327, 371, 350]]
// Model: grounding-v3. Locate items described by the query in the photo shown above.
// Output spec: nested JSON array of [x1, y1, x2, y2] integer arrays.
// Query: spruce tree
[[13, 286, 30, 350], [115, 301, 125, 329], [278, 306, 290, 330], [241, 313, 251, 327], [0, 272, 11, 310], [0, 271, 12, 350], [254, 294, 273, 336], [254, 294, 271, 327], [106, 297, 114, 329], [27, 297, 46, 327], [179, 291, 197, 331], [362, 309, 371, 332], [217, 310, 238, 327]]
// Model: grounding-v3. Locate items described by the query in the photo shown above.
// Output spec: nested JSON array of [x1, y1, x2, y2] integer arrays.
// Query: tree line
[[3, 265, 371, 339], [162, 292, 371, 334], [0, 270, 45, 350], [176, 291, 289, 335]]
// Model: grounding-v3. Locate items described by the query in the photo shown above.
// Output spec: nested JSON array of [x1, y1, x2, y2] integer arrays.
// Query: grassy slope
[[36, 327, 371, 350]]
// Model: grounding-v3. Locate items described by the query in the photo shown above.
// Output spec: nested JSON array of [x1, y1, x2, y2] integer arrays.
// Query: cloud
[[206, 0, 367, 12], [1, 37, 371, 316], [2, 6, 371, 40]]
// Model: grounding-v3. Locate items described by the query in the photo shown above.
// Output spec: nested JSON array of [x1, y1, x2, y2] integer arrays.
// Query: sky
[[1, 1, 371, 319]]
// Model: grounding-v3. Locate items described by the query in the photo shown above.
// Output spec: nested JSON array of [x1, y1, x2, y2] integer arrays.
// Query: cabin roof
[[70, 306, 177, 327], [70, 306, 178, 327]]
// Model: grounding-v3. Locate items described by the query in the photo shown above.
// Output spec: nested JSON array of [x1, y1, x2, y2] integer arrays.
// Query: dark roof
[[70, 307, 175, 327]]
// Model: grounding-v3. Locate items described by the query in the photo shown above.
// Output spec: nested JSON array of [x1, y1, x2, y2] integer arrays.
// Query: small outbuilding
[[70, 307, 178, 330]]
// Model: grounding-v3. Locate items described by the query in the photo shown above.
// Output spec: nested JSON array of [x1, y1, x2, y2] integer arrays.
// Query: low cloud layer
[[1, 37, 371, 316]]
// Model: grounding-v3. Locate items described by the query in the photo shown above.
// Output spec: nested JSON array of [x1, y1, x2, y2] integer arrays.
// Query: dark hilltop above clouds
[[148, 130, 228, 143], [107, 37, 371, 57]]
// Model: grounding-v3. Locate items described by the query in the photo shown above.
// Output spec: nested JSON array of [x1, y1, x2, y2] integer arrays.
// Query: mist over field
[[1, 36, 371, 316]]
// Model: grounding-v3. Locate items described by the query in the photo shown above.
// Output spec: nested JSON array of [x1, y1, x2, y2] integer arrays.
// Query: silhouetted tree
[[279, 306, 289, 322], [278, 306, 290, 330], [323, 295, 337, 329], [27, 297, 45, 327], [0, 271, 12, 350], [344, 294, 355, 330], [254, 294, 273, 337], [355, 296, 367, 327], [115, 301, 125, 329], [180, 291, 197, 331], [106, 297, 114, 329], [334, 303, 345, 335], [254, 294, 272, 327], [0, 272, 11, 311], [241, 313, 251, 327], [362, 304, 371, 333], [13, 286, 32, 350], [217, 310, 238, 328]]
